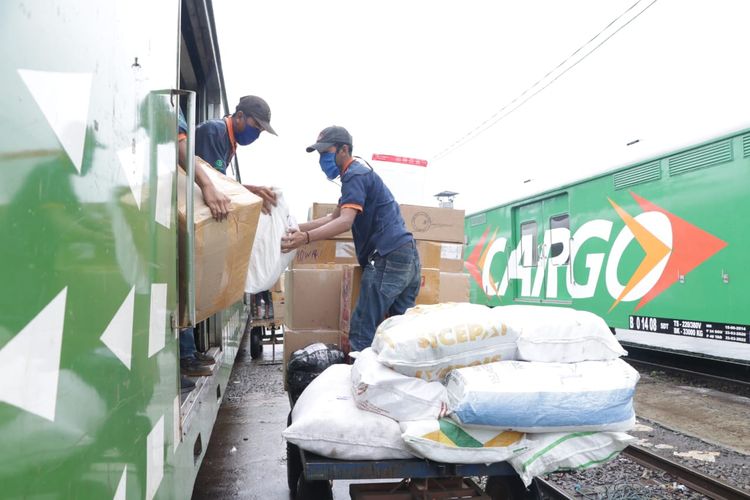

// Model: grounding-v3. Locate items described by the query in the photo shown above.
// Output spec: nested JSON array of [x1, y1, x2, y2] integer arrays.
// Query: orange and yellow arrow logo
[[624, 192, 727, 311]]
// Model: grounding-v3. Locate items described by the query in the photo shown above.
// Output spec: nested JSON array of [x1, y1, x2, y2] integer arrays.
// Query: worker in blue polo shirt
[[281, 126, 421, 352], [176, 96, 278, 382], [178, 95, 279, 216]]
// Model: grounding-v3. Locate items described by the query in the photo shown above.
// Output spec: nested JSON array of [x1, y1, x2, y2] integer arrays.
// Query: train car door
[[541, 193, 571, 303], [512, 193, 570, 303], [512, 201, 543, 302]]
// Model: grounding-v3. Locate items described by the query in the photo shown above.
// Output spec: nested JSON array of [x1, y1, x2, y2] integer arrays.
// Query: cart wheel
[[286, 440, 302, 496], [286, 412, 302, 496], [250, 326, 263, 359], [485, 475, 540, 500], [295, 475, 332, 500]]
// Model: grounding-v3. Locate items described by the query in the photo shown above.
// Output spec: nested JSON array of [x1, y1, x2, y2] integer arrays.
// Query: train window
[[549, 214, 570, 264], [520, 221, 538, 267]]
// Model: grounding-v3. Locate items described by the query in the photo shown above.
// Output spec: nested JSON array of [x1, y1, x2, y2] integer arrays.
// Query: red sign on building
[[372, 154, 428, 167]]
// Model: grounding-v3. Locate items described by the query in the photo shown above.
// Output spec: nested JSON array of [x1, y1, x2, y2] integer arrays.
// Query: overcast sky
[[213, 0, 750, 221]]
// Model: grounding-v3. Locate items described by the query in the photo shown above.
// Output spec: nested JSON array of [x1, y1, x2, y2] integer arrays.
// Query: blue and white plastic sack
[[447, 359, 639, 432], [371, 303, 519, 382], [351, 348, 449, 421], [245, 188, 297, 294], [499, 305, 627, 362], [509, 431, 635, 486]]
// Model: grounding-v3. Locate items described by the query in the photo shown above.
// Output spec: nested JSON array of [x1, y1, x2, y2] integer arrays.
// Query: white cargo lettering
[[566, 220, 612, 299]]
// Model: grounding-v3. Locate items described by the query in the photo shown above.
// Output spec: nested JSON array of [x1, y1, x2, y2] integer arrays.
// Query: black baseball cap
[[236, 95, 277, 135], [306, 126, 353, 152]]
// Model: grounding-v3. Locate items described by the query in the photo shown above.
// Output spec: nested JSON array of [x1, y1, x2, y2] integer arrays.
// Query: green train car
[[465, 128, 749, 347], [0, 0, 245, 498]]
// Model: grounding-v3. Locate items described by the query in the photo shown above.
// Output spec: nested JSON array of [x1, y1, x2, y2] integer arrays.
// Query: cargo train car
[[465, 128, 749, 358], [0, 0, 246, 498]]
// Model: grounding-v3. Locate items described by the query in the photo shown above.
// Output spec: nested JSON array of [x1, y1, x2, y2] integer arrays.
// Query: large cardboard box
[[439, 242, 465, 272], [438, 272, 470, 303], [284, 267, 343, 330], [416, 241, 442, 270], [400, 205, 464, 243], [293, 239, 358, 267], [416, 268, 441, 305], [339, 265, 363, 334], [283, 328, 342, 389], [178, 158, 262, 325]]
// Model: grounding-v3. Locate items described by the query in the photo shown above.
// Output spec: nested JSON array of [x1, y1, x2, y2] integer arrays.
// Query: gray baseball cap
[[236, 95, 277, 135], [306, 125, 353, 152]]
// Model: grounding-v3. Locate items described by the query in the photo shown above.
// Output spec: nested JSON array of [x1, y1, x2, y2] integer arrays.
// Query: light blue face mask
[[319, 151, 339, 180]]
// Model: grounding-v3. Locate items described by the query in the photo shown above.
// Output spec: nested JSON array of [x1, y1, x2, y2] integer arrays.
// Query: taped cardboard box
[[439, 242, 465, 272], [416, 241, 442, 270], [400, 205, 465, 243], [283, 328, 342, 390], [339, 265, 363, 334], [295, 239, 444, 269], [178, 159, 262, 325], [416, 268, 441, 305], [438, 272, 470, 303], [284, 266, 343, 330], [293, 239, 358, 267], [311, 202, 465, 243]]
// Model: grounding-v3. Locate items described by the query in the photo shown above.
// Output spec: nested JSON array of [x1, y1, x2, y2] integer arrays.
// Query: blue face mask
[[319, 151, 339, 180], [235, 124, 260, 145]]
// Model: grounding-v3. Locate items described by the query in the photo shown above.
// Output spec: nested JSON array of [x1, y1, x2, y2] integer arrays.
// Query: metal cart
[[286, 405, 540, 500], [244, 291, 284, 361], [287, 445, 540, 499]]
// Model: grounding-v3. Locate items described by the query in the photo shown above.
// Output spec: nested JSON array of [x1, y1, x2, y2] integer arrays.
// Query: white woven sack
[[245, 189, 297, 294], [372, 303, 519, 382], [351, 348, 449, 422], [401, 418, 529, 464], [498, 305, 627, 362], [447, 359, 639, 433], [283, 364, 414, 460], [510, 431, 635, 486]]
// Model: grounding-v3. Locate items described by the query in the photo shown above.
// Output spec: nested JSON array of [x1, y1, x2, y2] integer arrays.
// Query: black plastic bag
[[286, 342, 345, 406]]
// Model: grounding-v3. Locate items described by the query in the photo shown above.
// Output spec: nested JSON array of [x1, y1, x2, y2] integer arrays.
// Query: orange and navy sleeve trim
[[341, 203, 363, 212]]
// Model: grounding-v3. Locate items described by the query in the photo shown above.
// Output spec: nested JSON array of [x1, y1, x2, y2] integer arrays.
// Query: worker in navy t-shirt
[[281, 126, 421, 352], [177, 95, 278, 219]]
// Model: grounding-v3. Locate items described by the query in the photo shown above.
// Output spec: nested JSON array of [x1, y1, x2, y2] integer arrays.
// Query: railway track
[[524, 445, 749, 500], [622, 445, 750, 500]]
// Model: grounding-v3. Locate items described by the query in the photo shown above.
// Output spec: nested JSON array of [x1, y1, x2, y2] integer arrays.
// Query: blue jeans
[[349, 240, 421, 352], [179, 328, 197, 360]]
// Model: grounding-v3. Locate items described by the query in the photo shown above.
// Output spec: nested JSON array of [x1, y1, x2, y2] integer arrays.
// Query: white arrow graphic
[[100, 287, 135, 370], [0, 288, 67, 421], [18, 69, 92, 174], [113, 466, 127, 500]]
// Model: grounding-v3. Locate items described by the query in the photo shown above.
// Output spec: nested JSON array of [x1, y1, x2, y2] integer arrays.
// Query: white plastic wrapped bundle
[[371, 303, 519, 382], [509, 431, 635, 486], [245, 189, 297, 294], [401, 418, 529, 464], [447, 359, 639, 433], [351, 348, 449, 421], [283, 364, 414, 460], [499, 305, 627, 362]]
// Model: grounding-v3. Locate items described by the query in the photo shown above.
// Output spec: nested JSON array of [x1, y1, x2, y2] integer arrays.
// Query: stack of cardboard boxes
[[281, 203, 469, 376]]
